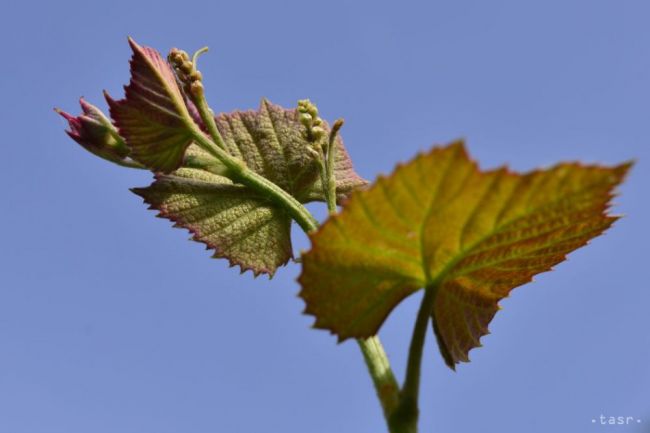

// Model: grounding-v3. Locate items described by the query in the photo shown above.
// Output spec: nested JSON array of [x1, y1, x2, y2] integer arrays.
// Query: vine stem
[[358, 337, 400, 420], [188, 93, 402, 430], [325, 119, 343, 213], [190, 129, 319, 233], [388, 284, 438, 433], [315, 119, 401, 423]]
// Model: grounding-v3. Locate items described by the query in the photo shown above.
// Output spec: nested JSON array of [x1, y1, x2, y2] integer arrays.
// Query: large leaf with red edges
[[107, 37, 196, 173], [298, 141, 631, 368]]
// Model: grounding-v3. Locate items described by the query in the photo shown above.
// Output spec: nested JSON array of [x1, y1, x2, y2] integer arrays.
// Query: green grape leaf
[[212, 98, 366, 201], [132, 167, 292, 277], [132, 99, 366, 276], [298, 141, 631, 368], [301, 138, 369, 204], [107, 37, 196, 173]]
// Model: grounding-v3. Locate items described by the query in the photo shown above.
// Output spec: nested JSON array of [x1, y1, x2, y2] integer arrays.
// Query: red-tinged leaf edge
[[107, 38, 196, 173], [130, 176, 293, 278]]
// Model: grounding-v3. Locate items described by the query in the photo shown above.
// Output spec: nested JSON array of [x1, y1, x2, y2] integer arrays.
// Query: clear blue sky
[[2, 1, 648, 432]]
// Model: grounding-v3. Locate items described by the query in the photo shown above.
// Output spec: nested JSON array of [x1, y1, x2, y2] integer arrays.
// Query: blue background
[[2, 1, 648, 432]]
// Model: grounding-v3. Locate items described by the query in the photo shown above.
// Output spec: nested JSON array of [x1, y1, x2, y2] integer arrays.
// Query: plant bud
[[169, 48, 189, 65], [311, 126, 325, 140], [56, 97, 130, 165], [180, 61, 194, 74], [190, 80, 204, 96], [299, 113, 312, 127], [306, 146, 320, 160]]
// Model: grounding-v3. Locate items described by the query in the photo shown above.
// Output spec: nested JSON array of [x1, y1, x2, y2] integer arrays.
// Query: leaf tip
[[448, 138, 466, 151], [126, 36, 140, 51], [336, 334, 349, 345], [129, 186, 146, 198], [103, 89, 117, 107], [616, 160, 635, 181], [54, 106, 72, 121]]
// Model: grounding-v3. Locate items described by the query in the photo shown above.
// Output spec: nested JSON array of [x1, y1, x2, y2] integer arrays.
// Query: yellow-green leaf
[[298, 141, 631, 368]]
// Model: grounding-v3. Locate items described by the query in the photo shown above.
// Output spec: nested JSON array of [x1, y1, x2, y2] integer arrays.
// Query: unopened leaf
[[56, 98, 133, 166], [299, 141, 630, 368], [107, 37, 196, 173], [133, 99, 366, 276]]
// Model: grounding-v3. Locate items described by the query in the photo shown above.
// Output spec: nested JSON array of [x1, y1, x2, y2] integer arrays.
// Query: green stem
[[325, 180, 337, 213], [193, 125, 404, 433], [187, 46, 225, 152], [325, 119, 343, 214], [192, 46, 210, 66], [190, 130, 319, 233], [315, 143, 334, 213], [188, 94, 399, 431], [358, 337, 400, 420], [194, 94, 226, 151], [388, 284, 438, 433]]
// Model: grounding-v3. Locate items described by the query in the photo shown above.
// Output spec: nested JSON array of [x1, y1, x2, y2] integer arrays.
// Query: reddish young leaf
[[299, 141, 631, 368], [107, 38, 197, 173]]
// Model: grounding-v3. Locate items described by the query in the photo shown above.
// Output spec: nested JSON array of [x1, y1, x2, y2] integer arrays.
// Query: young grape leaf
[[132, 167, 292, 277], [107, 37, 197, 173], [132, 99, 366, 276], [212, 98, 366, 201], [298, 141, 631, 368]]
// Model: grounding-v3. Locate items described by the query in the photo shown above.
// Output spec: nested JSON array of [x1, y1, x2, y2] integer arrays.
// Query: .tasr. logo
[[592, 415, 642, 426]]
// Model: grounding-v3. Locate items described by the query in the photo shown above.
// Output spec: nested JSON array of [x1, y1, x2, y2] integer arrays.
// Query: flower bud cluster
[[168, 48, 204, 97], [298, 99, 326, 142]]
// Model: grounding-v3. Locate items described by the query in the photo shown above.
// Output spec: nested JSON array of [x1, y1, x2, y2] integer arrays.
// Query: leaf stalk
[[358, 337, 400, 420], [388, 284, 438, 433]]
